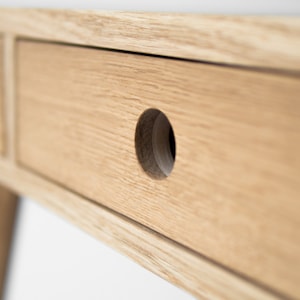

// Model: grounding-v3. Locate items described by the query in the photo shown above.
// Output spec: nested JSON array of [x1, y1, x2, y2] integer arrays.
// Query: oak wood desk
[[0, 10, 300, 299]]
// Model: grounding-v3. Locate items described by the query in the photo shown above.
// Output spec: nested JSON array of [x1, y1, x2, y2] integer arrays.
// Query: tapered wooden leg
[[0, 185, 18, 300]]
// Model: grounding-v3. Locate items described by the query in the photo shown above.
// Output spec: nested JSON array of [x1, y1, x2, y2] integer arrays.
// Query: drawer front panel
[[17, 41, 300, 297], [0, 37, 4, 155]]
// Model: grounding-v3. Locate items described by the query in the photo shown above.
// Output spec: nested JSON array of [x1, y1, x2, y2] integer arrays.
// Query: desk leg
[[0, 186, 18, 300]]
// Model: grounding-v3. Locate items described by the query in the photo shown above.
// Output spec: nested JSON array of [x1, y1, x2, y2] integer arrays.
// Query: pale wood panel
[[0, 158, 281, 300], [0, 185, 18, 300], [2, 35, 16, 162], [0, 37, 3, 155], [16, 41, 300, 298], [0, 9, 300, 71]]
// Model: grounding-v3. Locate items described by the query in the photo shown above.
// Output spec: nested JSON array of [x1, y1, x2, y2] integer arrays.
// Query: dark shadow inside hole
[[169, 127, 176, 160]]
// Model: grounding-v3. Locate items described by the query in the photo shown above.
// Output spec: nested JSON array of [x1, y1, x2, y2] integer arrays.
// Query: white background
[[4, 198, 195, 300], [1, 0, 300, 14]]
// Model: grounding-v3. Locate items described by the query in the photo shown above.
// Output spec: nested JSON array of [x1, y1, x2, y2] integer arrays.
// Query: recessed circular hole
[[135, 108, 176, 179]]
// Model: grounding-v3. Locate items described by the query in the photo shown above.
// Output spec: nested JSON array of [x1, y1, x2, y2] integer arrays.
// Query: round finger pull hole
[[135, 108, 176, 179]]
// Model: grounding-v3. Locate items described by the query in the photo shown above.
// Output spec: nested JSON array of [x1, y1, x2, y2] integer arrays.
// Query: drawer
[[0, 37, 3, 155], [17, 41, 300, 296]]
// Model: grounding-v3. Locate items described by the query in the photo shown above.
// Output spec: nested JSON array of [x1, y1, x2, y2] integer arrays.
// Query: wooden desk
[[0, 10, 300, 299]]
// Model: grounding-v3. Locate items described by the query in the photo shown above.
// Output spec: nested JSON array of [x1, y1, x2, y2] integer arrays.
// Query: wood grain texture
[[0, 9, 300, 71], [2, 35, 16, 162], [16, 41, 300, 298], [0, 37, 3, 155], [0, 185, 18, 300], [0, 158, 280, 300]]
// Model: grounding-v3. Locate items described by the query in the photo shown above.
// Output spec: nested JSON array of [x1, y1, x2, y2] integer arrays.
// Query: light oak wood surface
[[0, 158, 281, 300], [3, 35, 16, 162], [0, 10, 300, 71], [0, 185, 18, 300], [17, 41, 300, 298], [0, 37, 3, 155]]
